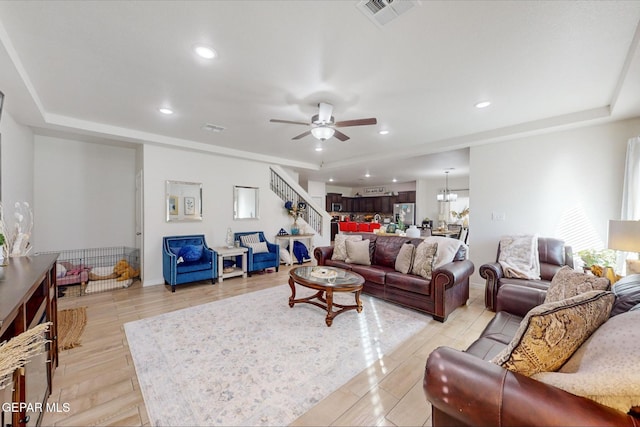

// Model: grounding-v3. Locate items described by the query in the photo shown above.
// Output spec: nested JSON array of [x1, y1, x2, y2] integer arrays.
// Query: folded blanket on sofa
[[498, 234, 540, 279]]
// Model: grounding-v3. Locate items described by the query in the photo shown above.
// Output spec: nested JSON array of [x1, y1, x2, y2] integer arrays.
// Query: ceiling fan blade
[[334, 118, 377, 128], [270, 119, 310, 126], [292, 130, 312, 140], [333, 129, 350, 142], [318, 102, 333, 123]]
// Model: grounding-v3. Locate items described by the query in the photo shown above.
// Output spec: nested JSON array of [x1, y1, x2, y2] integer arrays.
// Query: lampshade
[[607, 220, 640, 253], [311, 126, 335, 141]]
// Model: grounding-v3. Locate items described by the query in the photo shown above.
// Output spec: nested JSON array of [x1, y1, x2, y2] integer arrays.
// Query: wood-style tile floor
[[42, 265, 493, 427]]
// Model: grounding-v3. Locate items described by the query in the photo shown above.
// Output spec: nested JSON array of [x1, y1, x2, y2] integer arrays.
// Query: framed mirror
[[234, 185, 259, 220], [166, 180, 202, 222]]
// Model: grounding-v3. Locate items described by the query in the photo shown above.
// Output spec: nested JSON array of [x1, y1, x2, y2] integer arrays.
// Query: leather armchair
[[480, 237, 573, 311], [234, 231, 279, 275], [162, 234, 217, 292]]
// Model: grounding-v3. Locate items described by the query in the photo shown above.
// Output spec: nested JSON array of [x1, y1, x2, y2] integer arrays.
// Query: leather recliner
[[479, 237, 573, 311]]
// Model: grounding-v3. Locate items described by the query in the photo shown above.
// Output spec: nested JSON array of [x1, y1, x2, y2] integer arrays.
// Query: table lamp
[[608, 220, 640, 274]]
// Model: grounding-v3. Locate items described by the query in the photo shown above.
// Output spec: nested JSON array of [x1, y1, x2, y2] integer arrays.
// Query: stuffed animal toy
[[113, 259, 139, 282]]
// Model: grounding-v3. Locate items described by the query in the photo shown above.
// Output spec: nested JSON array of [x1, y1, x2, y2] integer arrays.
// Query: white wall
[[142, 145, 329, 287], [0, 111, 34, 243], [33, 136, 137, 251], [469, 117, 640, 284]]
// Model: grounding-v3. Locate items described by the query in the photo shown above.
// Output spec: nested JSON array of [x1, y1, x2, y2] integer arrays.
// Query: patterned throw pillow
[[545, 265, 610, 303], [395, 243, 415, 274], [331, 234, 363, 261], [491, 290, 614, 377], [345, 239, 371, 266], [246, 241, 269, 254], [411, 241, 438, 280], [240, 233, 261, 245]]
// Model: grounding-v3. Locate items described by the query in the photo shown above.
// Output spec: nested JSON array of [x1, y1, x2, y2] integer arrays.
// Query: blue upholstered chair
[[163, 234, 217, 292], [234, 231, 279, 275]]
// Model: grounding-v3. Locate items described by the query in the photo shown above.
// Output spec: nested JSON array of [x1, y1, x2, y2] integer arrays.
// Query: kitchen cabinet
[[333, 192, 415, 213]]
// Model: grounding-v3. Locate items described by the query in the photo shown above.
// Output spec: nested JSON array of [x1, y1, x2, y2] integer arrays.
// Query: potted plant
[[577, 248, 619, 280]]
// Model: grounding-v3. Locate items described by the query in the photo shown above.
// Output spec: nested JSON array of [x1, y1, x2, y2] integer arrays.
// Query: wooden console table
[[0, 254, 59, 427], [275, 234, 314, 266]]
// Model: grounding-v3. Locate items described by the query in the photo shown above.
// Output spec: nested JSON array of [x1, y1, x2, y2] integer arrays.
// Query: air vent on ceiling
[[201, 123, 225, 133], [356, 0, 420, 27]]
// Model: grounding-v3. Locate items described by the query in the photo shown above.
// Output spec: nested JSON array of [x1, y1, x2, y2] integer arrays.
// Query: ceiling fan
[[270, 102, 377, 142]]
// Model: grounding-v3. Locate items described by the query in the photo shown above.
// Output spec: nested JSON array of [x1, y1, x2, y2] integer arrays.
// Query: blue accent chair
[[163, 234, 217, 292], [234, 231, 280, 275]]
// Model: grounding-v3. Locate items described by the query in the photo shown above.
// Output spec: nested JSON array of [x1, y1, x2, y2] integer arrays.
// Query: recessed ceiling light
[[392, 178, 397, 183], [193, 44, 217, 59], [158, 107, 174, 115], [315, 146, 323, 152], [365, 172, 370, 178], [379, 130, 389, 135], [475, 101, 491, 109], [329, 178, 334, 182]]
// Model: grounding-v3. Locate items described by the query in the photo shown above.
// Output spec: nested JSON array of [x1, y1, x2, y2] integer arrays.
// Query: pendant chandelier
[[436, 170, 458, 202]]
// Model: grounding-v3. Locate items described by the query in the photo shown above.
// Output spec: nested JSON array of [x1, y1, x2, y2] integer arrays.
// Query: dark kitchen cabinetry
[[329, 191, 415, 214]]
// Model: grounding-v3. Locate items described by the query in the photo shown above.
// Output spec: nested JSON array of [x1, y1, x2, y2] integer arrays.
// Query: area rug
[[124, 284, 430, 426], [58, 307, 87, 350]]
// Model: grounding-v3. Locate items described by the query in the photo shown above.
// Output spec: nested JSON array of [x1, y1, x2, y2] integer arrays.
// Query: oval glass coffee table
[[288, 266, 365, 327]]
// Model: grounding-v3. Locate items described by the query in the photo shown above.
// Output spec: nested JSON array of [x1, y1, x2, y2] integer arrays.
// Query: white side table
[[215, 246, 248, 283], [275, 234, 314, 266]]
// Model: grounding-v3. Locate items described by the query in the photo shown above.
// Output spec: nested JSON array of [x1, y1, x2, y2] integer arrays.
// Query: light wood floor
[[42, 265, 493, 427]]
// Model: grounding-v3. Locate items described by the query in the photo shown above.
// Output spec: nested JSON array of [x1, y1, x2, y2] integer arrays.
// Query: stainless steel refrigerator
[[393, 203, 416, 226]]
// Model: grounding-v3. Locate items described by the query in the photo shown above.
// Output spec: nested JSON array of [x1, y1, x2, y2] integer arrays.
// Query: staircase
[[270, 166, 328, 236]]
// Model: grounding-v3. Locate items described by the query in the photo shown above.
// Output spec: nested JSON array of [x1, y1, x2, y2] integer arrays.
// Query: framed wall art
[[166, 180, 202, 222]]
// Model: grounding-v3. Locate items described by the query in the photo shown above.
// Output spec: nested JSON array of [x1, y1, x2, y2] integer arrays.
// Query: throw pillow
[[610, 274, 640, 317], [332, 234, 363, 261], [423, 236, 465, 269], [246, 241, 269, 254], [345, 239, 371, 266], [491, 290, 614, 377], [411, 241, 438, 280], [279, 247, 292, 265], [395, 243, 415, 274], [240, 233, 261, 245], [56, 263, 67, 278], [533, 310, 640, 414], [178, 244, 204, 262], [545, 265, 610, 303]]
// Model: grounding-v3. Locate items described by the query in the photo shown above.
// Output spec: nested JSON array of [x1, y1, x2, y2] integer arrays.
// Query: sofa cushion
[[423, 236, 466, 269], [372, 235, 410, 268], [411, 241, 437, 281], [385, 271, 431, 294], [324, 259, 353, 270], [395, 243, 415, 274], [345, 239, 371, 265], [332, 234, 362, 261], [545, 265, 610, 303], [350, 265, 389, 286], [177, 261, 212, 273], [491, 290, 614, 376], [610, 274, 640, 317], [533, 310, 640, 414], [178, 244, 204, 262]]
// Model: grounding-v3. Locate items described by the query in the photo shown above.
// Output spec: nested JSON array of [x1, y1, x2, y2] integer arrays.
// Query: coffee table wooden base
[[288, 276, 363, 327]]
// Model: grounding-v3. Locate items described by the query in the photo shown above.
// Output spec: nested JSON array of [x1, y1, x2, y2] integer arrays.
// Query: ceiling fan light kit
[[310, 126, 335, 141], [270, 102, 377, 143]]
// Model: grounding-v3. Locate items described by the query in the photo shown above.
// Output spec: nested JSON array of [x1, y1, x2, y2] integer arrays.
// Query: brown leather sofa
[[479, 237, 573, 311], [423, 282, 638, 427], [313, 232, 474, 322]]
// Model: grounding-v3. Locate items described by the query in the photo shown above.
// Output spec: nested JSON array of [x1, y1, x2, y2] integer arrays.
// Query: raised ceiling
[[1, 1, 639, 186]]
